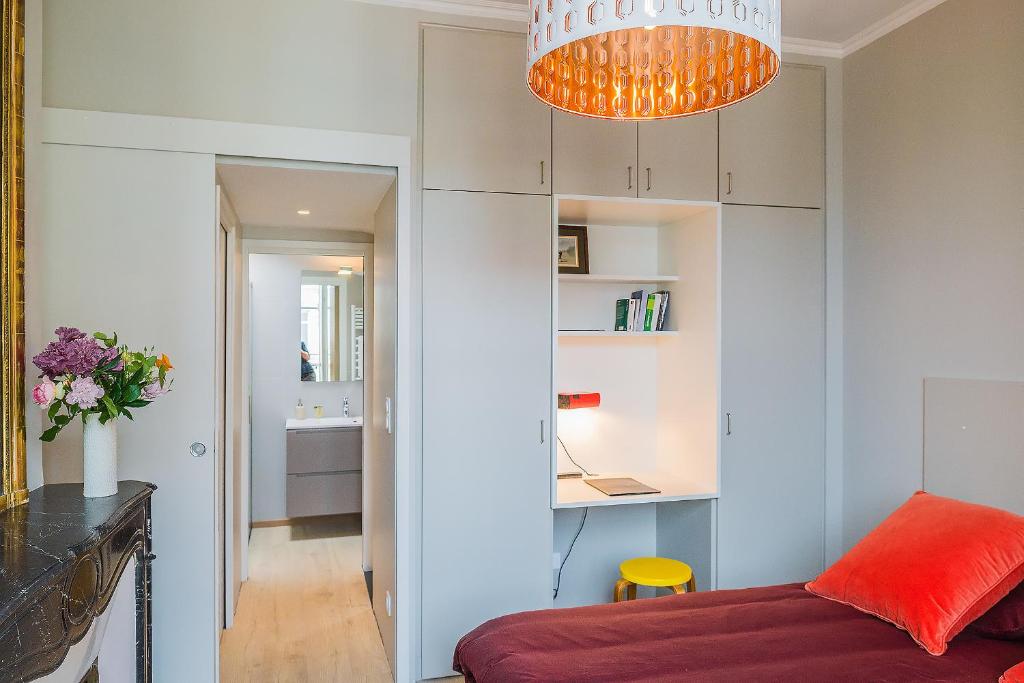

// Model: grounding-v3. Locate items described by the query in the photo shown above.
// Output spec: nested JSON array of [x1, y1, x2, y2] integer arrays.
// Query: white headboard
[[924, 378, 1024, 515]]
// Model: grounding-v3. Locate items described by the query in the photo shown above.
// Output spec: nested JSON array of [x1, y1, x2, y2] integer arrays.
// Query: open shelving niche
[[550, 195, 722, 607]]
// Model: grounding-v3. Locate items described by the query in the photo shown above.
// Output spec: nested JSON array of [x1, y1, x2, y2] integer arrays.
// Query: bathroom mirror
[[300, 261, 364, 382]]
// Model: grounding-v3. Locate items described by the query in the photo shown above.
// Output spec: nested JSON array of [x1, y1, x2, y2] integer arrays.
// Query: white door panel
[[41, 144, 217, 682], [718, 205, 825, 589], [421, 190, 553, 678], [371, 183, 398, 676]]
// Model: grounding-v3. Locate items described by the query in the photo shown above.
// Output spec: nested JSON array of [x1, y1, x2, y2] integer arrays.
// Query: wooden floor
[[221, 515, 395, 683]]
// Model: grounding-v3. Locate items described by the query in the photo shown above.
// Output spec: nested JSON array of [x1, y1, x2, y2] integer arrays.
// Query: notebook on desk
[[584, 477, 661, 496]]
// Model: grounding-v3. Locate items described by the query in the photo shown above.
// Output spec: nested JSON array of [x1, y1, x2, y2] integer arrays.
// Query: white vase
[[83, 413, 118, 498]]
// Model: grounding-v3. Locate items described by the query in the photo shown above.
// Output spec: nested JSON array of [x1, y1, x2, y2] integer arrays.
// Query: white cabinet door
[[718, 205, 825, 589], [719, 64, 825, 208], [41, 144, 217, 681], [638, 114, 718, 201], [421, 190, 553, 678], [553, 111, 638, 197], [423, 27, 551, 195]]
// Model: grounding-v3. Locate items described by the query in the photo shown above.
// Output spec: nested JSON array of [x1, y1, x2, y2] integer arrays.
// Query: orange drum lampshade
[[526, 0, 782, 120]]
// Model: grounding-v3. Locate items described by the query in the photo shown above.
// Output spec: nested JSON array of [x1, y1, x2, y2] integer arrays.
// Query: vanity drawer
[[286, 472, 362, 517], [286, 427, 362, 475]]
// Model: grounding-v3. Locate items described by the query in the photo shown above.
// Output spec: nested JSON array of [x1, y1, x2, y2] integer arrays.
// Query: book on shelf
[[614, 299, 629, 331], [630, 290, 645, 331], [614, 290, 671, 333]]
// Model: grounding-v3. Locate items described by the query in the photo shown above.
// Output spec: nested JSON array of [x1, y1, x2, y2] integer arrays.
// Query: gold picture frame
[[1, 0, 28, 509]]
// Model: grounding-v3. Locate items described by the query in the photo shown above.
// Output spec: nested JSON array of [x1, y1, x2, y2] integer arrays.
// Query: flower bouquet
[[32, 327, 173, 497]]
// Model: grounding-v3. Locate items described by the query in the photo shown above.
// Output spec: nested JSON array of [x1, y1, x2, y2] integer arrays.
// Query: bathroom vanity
[[285, 417, 363, 518]]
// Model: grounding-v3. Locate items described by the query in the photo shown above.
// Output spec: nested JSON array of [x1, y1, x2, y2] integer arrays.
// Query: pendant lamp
[[527, 0, 781, 120]]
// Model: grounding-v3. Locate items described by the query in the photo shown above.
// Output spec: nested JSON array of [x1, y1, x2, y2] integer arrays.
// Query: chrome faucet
[[343, 396, 350, 417]]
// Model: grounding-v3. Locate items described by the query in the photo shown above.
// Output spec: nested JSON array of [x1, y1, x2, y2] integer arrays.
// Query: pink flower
[[32, 378, 56, 408], [142, 381, 170, 401], [66, 376, 105, 409]]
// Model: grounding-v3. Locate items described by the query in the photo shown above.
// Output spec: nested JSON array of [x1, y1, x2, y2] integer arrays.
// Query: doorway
[[215, 158, 399, 681]]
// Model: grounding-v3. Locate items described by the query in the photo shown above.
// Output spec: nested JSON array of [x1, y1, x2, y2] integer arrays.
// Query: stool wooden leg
[[686, 576, 697, 593], [670, 585, 686, 595], [627, 583, 637, 601], [613, 579, 631, 603]]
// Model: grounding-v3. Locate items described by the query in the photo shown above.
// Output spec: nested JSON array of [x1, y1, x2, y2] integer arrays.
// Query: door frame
[[41, 108, 416, 683]]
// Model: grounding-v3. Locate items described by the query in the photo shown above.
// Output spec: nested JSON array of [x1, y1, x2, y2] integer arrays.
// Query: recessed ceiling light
[[296, 209, 311, 215], [338, 266, 354, 276]]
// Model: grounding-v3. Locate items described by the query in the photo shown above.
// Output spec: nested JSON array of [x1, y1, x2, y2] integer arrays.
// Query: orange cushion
[[1002, 662, 1024, 683], [806, 491, 1024, 655]]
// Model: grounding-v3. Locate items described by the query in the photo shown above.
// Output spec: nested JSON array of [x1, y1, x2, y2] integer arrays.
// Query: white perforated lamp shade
[[527, 0, 781, 120]]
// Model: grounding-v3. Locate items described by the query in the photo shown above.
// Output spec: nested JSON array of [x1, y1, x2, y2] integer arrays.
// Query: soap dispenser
[[294, 399, 306, 420]]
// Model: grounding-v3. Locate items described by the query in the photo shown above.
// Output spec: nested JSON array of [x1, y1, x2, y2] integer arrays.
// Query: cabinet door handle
[[646, 167, 652, 192], [540, 160, 545, 186], [726, 171, 733, 196], [540, 419, 545, 444], [726, 412, 733, 436], [627, 165, 633, 190]]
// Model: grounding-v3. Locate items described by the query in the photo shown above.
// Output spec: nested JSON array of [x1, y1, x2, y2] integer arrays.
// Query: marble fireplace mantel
[[0, 481, 155, 682]]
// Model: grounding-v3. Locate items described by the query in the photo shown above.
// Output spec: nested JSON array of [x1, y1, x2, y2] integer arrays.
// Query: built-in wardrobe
[[420, 24, 826, 679]]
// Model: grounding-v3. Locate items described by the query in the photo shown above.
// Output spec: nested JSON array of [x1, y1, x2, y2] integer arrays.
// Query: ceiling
[[217, 162, 395, 233]]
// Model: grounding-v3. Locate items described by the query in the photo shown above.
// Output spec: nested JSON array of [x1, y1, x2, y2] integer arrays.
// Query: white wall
[[842, 0, 1024, 548], [249, 253, 365, 522]]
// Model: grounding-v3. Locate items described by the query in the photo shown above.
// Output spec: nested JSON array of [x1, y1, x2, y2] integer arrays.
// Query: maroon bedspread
[[453, 584, 1024, 682]]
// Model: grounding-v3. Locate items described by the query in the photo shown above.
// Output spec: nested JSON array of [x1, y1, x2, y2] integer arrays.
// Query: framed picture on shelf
[[557, 225, 590, 275]]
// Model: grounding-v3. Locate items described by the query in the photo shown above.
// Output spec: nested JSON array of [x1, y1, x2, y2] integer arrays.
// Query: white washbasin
[[286, 416, 363, 430]]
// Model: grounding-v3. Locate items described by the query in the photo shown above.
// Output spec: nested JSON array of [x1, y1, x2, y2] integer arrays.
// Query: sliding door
[[40, 144, 218, 681]]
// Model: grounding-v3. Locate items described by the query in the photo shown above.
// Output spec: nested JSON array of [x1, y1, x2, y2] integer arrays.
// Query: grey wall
[[842, 0, 1024, 548], [41, 0, 517, 138], [249, 253, 365, 522]]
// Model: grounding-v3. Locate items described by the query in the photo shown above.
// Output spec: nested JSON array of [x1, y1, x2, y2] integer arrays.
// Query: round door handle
[[190, 442, 207, 457]]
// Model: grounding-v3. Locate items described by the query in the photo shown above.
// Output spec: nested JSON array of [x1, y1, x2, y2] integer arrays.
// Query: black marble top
[[0, 481, 155, 627]]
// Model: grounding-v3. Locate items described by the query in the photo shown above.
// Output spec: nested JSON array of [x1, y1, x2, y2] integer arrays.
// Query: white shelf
[[559, 274, 679, 284], [558, 330, 678, 338], [555, 471, 718, 508]]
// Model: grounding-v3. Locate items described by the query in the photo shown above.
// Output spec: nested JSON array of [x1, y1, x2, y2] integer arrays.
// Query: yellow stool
[[614, 557, 696, 602]]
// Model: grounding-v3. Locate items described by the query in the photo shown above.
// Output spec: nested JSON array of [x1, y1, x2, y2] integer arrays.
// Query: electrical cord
[[553, 506, 589, 600], [557, 435, 595, 477]]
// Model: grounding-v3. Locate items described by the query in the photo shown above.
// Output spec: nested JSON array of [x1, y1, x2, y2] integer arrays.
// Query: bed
[[454, 583, 1024, 682]]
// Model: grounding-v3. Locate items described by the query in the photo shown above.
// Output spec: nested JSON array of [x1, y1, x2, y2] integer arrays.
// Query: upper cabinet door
[[423, 27, 551, 195], [553, 111, 638, 198], [719, 64, 825, 209], [637, 114, 718, 201]]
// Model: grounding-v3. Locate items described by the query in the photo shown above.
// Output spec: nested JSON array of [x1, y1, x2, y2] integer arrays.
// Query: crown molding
[[781, 37, 844, 60], [351, 0, 950, 59], [840, 0, 949, 56], [350, 0, 527, 22]]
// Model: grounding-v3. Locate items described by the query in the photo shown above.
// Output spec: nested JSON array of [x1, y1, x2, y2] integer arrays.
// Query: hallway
[[220, 516, 392, 683]]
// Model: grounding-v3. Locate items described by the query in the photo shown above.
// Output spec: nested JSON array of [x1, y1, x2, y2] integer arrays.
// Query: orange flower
[[155, 354, 173, 371]]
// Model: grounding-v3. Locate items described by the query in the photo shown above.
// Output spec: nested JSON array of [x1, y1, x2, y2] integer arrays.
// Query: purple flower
[[65, 376, 105, 409], [100, 346, 124, 371], [55, 327, 86, 343], [142, 381, 170, 401], [33, 328, 107, 379]]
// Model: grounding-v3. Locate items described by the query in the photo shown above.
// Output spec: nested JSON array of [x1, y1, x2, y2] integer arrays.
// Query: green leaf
[[47, 402, 61, 422], [54, 415, 70, 427], [40, 426, 61, 442], [125, 400, 151, 408], [125, 385, 142, 403], [102, 395, 119, 419], [122, 408, 134, 421]]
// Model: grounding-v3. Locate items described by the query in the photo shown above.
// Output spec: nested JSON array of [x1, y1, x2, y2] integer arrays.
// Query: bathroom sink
[[286, 416, 363, 430]]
